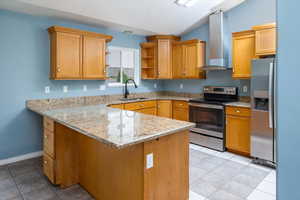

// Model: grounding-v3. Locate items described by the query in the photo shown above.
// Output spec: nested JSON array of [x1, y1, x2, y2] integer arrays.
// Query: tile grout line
[[7, 165, 25, 200]]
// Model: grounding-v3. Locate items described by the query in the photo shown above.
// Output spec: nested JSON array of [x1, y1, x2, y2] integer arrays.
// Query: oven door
[[189, 103, 224, 138]]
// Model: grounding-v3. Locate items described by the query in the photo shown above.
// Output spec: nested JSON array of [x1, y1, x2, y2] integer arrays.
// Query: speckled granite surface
[[26, 92, 196, 148], [224, 102, 251, 108]]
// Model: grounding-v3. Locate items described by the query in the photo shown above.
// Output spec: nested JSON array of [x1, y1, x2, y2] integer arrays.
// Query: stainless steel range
[[189, 86, 238, 151]]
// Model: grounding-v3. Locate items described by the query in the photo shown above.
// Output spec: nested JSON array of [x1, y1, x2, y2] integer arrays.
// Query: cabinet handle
[[232, 67, 235, 73]]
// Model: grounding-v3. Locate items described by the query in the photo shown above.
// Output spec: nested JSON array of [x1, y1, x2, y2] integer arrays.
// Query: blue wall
[[277, 0, 300, 199], [162, 0, 276, 96], [0, 9, 161, 159]]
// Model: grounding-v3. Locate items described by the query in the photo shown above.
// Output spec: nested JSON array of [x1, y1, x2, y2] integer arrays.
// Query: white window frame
[[106, 46, 140, 88]]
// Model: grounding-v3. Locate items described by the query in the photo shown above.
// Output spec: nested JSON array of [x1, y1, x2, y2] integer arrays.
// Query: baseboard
[[0, 151, 43, 166]]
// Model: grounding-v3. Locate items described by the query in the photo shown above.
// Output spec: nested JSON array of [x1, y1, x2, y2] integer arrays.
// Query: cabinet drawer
[[226, 106, 251, 117], [44, 129, 55, 158], [43, 153, 56, 184], [137, 107, 157, 115], [124, 100, 156, 111], [173, 100, 188, 109], [44, 117, 54, 132]]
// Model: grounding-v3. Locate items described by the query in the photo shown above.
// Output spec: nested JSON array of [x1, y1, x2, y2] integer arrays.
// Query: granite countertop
[[225, 102, 251, 108], [27, 96, 195, 149]]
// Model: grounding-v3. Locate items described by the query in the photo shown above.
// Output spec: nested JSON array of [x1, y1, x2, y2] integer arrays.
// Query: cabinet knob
[[57, 67, 61, 72], [236, 110, 240, 113], [44, 161, 48, 164], [44, 135, 48, 139]]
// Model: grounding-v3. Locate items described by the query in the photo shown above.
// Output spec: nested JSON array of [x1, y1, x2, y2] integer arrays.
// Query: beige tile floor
[[0, 144, 276, 200]]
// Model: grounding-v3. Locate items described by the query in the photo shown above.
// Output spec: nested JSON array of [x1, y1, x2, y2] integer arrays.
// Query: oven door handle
[[188, 103, 224, 110]]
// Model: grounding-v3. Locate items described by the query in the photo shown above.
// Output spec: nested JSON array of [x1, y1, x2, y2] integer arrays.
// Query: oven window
[[189, 106, 224, 132]]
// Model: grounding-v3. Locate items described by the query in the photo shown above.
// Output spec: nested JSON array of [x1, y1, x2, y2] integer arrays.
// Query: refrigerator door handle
[[269, 62, 274, 129]]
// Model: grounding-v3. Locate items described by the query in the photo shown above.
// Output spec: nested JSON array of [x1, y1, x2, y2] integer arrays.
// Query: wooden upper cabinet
[[232, 30, 256, 79], [157, 39, 172, 79], [252, 23, 276, 56], [48, 26, 112, 80], [55, 32, 82, 79], [83, 36, 106, 79], [172, 40, 206, 79], [145, 35, 180, 80], [157, 100, 172, 118]]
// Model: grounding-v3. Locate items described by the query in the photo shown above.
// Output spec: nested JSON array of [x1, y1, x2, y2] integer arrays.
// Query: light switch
[[180, 83, 183, 89], [83, 85, 87, 92], [146, 153, 153, 169], [63, 85, 68, 93], [154, 83, 157, 89], [243, 86, 248, 93], [45, 86, 50, 94]]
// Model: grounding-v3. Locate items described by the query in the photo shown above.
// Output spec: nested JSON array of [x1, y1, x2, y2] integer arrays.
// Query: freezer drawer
[[251, 109, 274, 162]]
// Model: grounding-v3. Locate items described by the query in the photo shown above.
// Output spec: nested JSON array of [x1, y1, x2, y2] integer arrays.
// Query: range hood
[[202, 10, 229, 71]]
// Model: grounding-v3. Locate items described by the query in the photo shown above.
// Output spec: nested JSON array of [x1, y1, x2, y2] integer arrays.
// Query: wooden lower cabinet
[[43, 117, 57, 184], [107, 100, 189, 121], [157, 100, 172, 118], [137, 107, 157, 115], [172, 101, 189, 121], [226, 106, 251, 155]]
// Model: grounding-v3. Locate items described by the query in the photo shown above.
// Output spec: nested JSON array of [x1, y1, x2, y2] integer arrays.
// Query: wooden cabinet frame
[[48, 26, 112, 80]]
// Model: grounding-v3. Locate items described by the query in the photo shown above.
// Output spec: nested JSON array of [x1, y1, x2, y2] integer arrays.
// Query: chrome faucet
[[124, 79, 138, 99]]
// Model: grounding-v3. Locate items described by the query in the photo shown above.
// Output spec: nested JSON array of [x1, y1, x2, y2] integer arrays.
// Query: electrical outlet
[[180, 83, 183, 89], [99, 85, 106, 91], [154, 83, 157, 89], [243, 86, 248, 93], [146, 153, 154, 169], [63, 85, 68, 93], [83, 85, 87, 92], [45, 86, 50, 94]]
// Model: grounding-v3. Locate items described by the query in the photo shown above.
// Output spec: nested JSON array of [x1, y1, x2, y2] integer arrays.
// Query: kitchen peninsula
[[27, 96, 194, 200]]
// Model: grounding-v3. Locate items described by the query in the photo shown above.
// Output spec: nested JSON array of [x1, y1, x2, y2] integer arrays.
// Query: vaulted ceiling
[[0, 0, 245, 35]]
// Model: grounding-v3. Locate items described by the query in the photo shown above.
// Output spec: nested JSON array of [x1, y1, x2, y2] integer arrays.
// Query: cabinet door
[[232, 32, 256, 79], [173, 108, 189, 121], [83, 36, 106, 79], [56, 32, 82, 79], [255, 28, 276, 56], [157, 100, 172, 118], [157, 39, 172, 79], [226, 115, 250, 155], [172, 44, 184, 79], [183, 42, 206, 79]]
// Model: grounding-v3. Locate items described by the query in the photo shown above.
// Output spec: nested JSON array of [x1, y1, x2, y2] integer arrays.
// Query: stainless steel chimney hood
[[202, 10, 229, 71]]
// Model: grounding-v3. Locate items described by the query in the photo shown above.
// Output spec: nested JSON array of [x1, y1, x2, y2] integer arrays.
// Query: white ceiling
[[0, 0, 246, 35]]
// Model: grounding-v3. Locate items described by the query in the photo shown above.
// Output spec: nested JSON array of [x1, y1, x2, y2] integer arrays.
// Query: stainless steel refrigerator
[[250, 58, 276, 166]]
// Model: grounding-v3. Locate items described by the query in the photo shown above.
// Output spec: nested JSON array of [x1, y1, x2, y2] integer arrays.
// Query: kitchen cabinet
[[157, 100, 172, 118], [43, 117, 57, 184], [252, 23, 276, 56], [83, 36, 107, 79], [232, 30, 257, 79], [141, 42, 156, 79], [48, 26, 112, 80], [142, 35, 180, 80], [173, 40, 206, 79], [172, 101, 189, 121], [226, 106, 251, 156]]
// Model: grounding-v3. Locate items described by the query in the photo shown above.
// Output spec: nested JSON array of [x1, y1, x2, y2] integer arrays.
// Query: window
[[106, 46, 140, 87]]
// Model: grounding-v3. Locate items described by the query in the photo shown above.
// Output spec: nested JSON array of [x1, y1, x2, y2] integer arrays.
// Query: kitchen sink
[[119, 97, 148, 101]]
